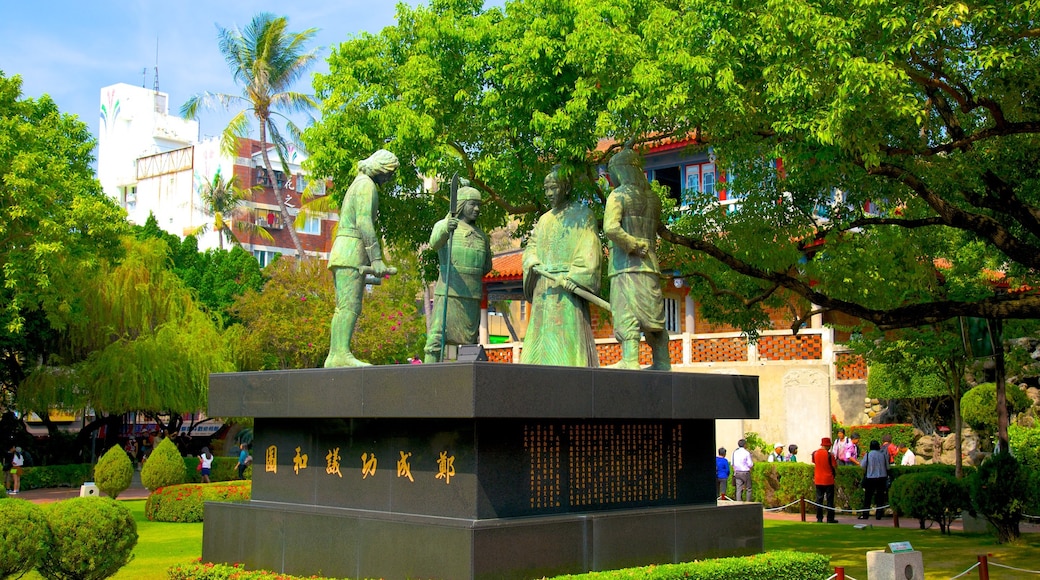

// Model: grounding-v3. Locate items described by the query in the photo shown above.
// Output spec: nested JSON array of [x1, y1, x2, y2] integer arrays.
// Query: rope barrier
[[990, 561, 1040, 574], [824, 574, 837, 580], [802, 499, 890, 513], [948, 562, 980, 579], [763, 499, 803, 512]]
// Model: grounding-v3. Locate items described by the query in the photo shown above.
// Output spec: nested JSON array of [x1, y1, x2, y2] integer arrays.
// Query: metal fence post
[[977, 555, 989, 580]]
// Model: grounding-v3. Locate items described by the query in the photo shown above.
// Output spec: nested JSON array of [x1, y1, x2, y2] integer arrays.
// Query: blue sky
[[1, 1, 435, 142]]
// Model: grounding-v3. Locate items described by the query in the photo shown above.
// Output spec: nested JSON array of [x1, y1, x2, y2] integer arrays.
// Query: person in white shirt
[[899, 444, 916, 466], [768, 442, 785, 462], [732, 438, 754, 501], [831, 428, 851, 465]]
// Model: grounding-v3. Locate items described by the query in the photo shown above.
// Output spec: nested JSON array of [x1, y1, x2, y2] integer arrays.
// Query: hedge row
[[16, 463, 94, 491], [145, 481, 252, 522], [737, 462, 974, 512], [169, 551, 830, 580]]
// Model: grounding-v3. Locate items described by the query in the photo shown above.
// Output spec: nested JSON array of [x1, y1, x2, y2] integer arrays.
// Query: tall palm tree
[[181, 12, 318, 259], [193, 170, 273, 250]]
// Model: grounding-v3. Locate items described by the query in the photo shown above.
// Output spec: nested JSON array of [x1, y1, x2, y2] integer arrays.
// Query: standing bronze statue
[[520, 169, 603, 367], [325, 149, 399, 368], [423, 185, 492, 363], [603, 146, 671, 370]]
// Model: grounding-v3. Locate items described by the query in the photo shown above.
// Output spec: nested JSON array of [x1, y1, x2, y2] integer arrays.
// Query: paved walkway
[[14, 471, 150, 503]]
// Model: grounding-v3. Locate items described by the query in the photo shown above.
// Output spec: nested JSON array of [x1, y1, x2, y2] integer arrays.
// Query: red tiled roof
[[484, 251, 523, 281]]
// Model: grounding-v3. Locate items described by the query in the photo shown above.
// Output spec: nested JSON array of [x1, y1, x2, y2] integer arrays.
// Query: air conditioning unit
[[80, 482, 99, 497]]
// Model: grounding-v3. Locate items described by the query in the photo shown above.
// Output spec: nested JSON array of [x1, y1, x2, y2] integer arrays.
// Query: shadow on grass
[[765, 519, 1040, 579]]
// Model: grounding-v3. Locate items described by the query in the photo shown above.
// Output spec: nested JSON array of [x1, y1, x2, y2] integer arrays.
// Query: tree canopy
[[305, 0, 1040, 331], [1, 70, 128, 403]]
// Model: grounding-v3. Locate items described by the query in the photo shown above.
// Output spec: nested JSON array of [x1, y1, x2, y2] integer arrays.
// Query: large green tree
[[0, 70, 128, 417], [306, 0, 1039, 323], [306, 0, 1039, 453], [183, 12, 318, 259], [17, 237, 234, 448]]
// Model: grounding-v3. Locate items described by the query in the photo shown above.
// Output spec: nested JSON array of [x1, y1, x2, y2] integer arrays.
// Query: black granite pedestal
[[203, 363, 762, 580]]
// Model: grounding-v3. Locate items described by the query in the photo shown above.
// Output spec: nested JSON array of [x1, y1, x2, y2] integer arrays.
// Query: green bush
[[145, 481, 251, 523], [748, 463, 864, 513], [969, 452, 1029, 543], [751, 463, 813, 511], [37, 497, 138, 580], [141, 437, 186, 492], [961, 383, 1032, 441], [889, 472, 968, 534], [0, 499, 51, 578], [94, 445, 134, 499], [182, 456, 241, 483], [169, 550, 829, 580], [18, 464, 94, 491]]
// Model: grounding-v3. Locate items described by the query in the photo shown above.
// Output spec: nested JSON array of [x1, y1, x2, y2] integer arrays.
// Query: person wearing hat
[[423, 184, 492, 363], [326, 149, 400, 368], [768, 442, 785, 462], [520, 168, 602, 367], [812, 437, 839, 523]]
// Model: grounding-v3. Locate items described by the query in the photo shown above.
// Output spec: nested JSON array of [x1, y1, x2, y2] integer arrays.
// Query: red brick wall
[[757, 334, 822, 361], [690, 337, 748, 362], [836, 352, 867, 380], [485, 347, 513, 363]]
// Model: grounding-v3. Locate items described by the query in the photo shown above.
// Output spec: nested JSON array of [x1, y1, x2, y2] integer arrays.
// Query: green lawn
[[21, 501, 1040, 579], [764, 519, 1040, 580]]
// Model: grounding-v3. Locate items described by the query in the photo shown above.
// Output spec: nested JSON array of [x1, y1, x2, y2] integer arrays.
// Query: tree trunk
[[952, 376, 964, 479], [992, 317, 1009, 453], [259, 122, 306, 259]]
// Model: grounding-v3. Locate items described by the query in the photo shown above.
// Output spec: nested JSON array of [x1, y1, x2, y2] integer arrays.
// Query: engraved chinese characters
[[265, 443, 457, 485]]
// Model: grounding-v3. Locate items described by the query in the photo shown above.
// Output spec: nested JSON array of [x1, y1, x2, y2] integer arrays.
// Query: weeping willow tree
[[17, 236, 233, 449]]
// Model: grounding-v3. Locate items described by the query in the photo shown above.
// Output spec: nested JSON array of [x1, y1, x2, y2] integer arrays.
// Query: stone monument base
[[202, 363, 762, 579], [205, 501, 762, 580]]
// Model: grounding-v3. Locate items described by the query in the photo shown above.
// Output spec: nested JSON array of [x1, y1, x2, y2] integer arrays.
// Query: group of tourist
[[715, 430, 918, 524], [812, 431, 916, 522]]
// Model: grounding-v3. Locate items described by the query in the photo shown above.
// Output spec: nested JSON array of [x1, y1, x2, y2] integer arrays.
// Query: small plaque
[[888, 541, 914, 553]]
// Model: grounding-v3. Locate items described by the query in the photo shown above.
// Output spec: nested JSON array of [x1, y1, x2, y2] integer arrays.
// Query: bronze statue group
[[324, 146, 670, 372]]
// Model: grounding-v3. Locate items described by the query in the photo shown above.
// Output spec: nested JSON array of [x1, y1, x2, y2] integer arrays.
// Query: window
[[520, 300, 526, 321], [683, 162, 716, 209], [664, 298, 681, 334], [256, 169, 287, 188], [256, 210, 284, 229], [123, 186, 137, 210], [253, 250, 280, 268], [297, 215, 321, 235]]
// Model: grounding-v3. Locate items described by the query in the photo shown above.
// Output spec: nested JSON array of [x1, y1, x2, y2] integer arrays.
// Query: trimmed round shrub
[[37, 497, 137, 580], [969, 451, 1029, 543], [145, 481, 251, 523], [94, 445, 133, 499], [0, 498, 51, 578], [961, 383, 1031, 439], [141, 437, 186, 492], [889, 472, 968, 534]]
